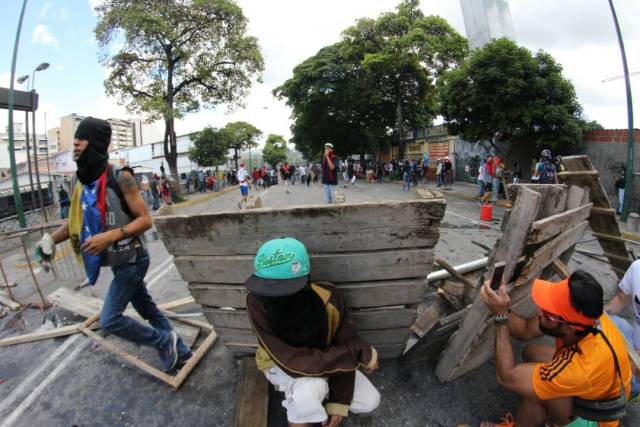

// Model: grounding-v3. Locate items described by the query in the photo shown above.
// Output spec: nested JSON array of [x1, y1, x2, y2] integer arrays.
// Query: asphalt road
[[0, 179, 637, 426]]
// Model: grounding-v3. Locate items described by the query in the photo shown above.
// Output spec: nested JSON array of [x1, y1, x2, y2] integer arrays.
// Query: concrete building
[[47, 127, 60, 154], [132, 119, 163, 146], [58, 114, 140, 152], [460, 0, 516, 49], [0, 122, 49, 170], [58, 113, 84, 152]]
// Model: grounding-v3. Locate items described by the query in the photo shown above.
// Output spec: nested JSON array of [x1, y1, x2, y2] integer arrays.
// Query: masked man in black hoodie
[[36, 117, 191, 372]]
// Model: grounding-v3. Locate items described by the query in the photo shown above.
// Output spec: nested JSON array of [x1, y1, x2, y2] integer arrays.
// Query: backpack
[[539, 161, 557, 184]]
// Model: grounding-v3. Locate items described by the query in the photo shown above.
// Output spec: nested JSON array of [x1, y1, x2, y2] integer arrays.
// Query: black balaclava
[[256, 283, 328, 349], [74, 117, 111, 184]]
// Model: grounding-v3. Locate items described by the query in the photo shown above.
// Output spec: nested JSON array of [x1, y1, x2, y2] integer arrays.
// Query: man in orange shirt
[[480, 270, 631, 427]]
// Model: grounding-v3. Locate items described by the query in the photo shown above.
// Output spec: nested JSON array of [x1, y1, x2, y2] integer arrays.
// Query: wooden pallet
[[435, 184, 592, 382], [557, 155, 632, 278], [155, 199, 446, 360]]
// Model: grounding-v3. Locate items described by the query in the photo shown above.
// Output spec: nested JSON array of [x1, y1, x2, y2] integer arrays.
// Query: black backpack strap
[[107, 164, 134, 219]]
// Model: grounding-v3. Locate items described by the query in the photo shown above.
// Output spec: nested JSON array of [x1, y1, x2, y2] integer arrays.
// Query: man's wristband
[[493, 312, 510, 325], [119, 226, 128, 241]]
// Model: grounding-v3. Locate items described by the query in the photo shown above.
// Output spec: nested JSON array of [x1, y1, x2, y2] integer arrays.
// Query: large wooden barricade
[[155, 199, 446, 359]]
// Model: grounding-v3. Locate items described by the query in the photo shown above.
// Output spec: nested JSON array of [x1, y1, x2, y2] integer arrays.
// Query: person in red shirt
[[252, 167, 260, 191]]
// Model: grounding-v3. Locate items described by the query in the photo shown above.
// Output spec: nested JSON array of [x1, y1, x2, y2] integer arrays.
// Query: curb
[[172, 186, 238, 210]]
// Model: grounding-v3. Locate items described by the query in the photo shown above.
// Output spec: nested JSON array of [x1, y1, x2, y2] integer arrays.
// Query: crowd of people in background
[[54, 147, 567, 218]]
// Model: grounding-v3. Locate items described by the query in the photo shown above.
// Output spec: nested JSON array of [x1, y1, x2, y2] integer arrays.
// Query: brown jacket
[[246, 282, 377, 417]]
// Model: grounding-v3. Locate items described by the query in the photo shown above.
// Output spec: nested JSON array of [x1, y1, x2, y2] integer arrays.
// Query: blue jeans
[[492, 177, 500, 200], [60, 206, 69, 219], [101, 252, 190, 356], [610, 314, 640, 395], [402, 172, 410, 191], [152, 193, 160, 210], [477, 180, 484, 197], [323, 184, 336, 203]]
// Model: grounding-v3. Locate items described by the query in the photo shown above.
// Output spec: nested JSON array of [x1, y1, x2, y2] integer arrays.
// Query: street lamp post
[[17, 74, 37, 211], [7, 0, 29, 228], [31, 62, 50, 222], [608, 0, 634, 221]]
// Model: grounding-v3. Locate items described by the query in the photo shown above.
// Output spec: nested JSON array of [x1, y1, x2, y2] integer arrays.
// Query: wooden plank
[[202, 306, 416, 331], [508, 184, 567, 219], [516, 221, 589, 286], [552, 260, 571, 279], [558, 156, 631, 278], [557, 170, 599, 177], [190, 279, 426, 309], [591, 232, 631, 244], [233, 358, 268, 427], [434, 258, 475, 290], [171, 328, 218, 389], [0, 291, 21, 310], [436, 186, 543, 382], [590, 207, 616, 215], [0, 322, 100, 347], [526, 203, 592, 244], [565, 185, 590, 210], [156, 200, 446, 256], [216, 327, 410, 348], [81, 327, 176, 386], [224, 342, 405, 360], [47, 288, 200, 347], [410, 297, 451, 338], [175, 249, 434, 285]]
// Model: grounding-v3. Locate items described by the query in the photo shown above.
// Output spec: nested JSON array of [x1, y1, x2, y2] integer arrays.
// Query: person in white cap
[[237, 162, 249, 209]]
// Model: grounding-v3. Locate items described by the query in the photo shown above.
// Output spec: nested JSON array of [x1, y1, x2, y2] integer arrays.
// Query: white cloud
[[32, 25, 58, 48], [57, 6, 70, 21]]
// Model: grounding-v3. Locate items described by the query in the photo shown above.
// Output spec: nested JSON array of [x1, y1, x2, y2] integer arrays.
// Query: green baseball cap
[[244, 238, 311, 296]]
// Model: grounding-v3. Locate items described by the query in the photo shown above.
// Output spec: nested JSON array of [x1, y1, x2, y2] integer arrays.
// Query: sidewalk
[[152, 185, 238, 214]]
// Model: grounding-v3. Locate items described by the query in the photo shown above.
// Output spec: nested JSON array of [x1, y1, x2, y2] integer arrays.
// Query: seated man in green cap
[[245, 238, 380, 427]]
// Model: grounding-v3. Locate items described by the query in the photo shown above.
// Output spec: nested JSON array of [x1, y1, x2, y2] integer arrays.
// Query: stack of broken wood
[[0, 287, 217, 389], [409, 160, 634, 382]]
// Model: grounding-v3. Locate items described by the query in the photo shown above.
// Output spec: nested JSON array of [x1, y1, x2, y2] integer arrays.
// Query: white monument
[[460, 0, 516, 49]]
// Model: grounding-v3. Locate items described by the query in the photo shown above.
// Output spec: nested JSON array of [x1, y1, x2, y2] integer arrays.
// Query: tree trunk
[[233, 147, 239, 171], [164, 46, 181, 195], [163, 117, 180, 196], [396, 80, 405, 161]]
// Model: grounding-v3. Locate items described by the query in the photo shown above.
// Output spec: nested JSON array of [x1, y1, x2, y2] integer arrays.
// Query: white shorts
[[263, 364, 380, 424]]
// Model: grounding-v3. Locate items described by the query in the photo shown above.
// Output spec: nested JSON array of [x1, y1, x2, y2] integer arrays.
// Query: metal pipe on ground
[[426, 257, 489, 284]]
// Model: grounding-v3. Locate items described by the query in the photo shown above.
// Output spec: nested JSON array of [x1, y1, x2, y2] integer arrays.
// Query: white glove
[[35, 233, 56, 262]]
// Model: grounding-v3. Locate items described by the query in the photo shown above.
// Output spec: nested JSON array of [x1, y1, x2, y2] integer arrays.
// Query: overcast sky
[[1, 0, 639, 147]]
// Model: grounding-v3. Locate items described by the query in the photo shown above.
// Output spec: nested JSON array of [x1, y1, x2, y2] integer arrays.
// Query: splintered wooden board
[[155, 199, 446, 256], [435, 186, 543, 382], [47, 287, 200, 347]]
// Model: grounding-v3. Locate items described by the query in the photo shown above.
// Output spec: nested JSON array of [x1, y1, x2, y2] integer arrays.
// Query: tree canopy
[[262, 134, 288, 167], [438, 38, 584, 153], [274, 0, 467, 160], [221, 121, 262, 170], [95, 0, 263, 191], [188, 127, 228, 170]]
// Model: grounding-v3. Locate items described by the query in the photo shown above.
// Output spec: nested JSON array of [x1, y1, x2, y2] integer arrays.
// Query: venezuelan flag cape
[[68, 170, 107, 285]]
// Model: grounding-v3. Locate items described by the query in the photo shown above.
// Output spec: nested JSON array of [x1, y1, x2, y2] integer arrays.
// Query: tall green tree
[[439, 38, 584, 153], [275, 0, 467, 160], [262, 134, 288, 167], [188, 127, 229, 174], [221, 121, 262, 170], [95, 0, 263, 192], [341, 0, 467, 158]]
